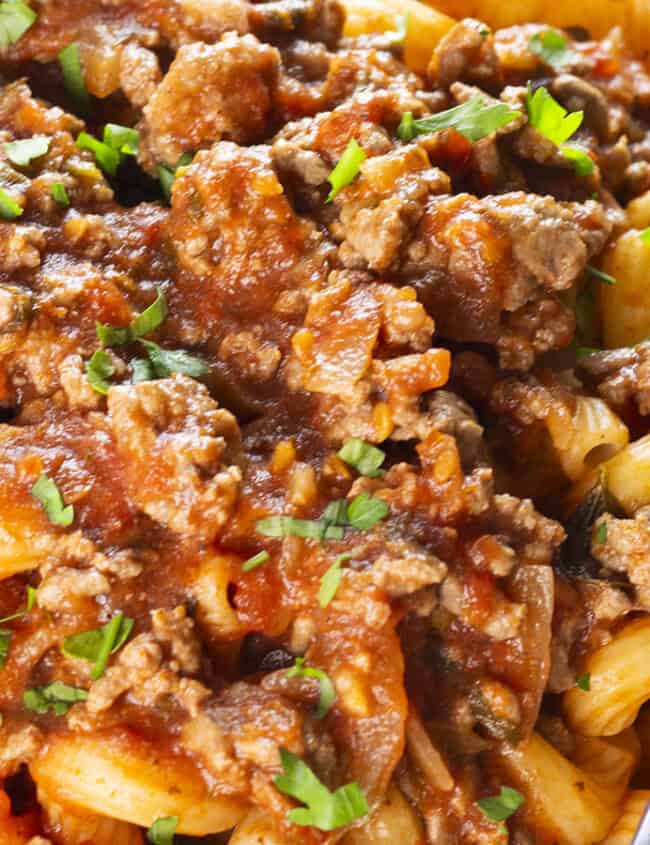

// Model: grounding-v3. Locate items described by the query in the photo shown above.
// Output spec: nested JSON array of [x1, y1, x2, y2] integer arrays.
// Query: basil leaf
[[242, 550, 270, 572], [288, 657, 336, 718], [275, 749, 368, 831], [132, 358, 155, 383], [31, 473, 74, 527], [321, 499, 350, 527], [97, 288, 167, 347], [476, 786, 524, 824], [23, 681, 88, 715], [141, 339, 208, 379], [576, 672, 591, 691], [640, 227, 650, 245], [96, 322, 130, 347], [0, 187, 22, 219], [0, 1, 36, 50], [0, 585, 36, 624], [77, 131, 120, 176], [5, 135, 49, 167], [318, 553, 352, 608], [104, 123, 139, 156], [256, 517, 345, 541], [327, 138, 366, 202], [0, 629, 11, 669], [398, 95, 520, 143], [561, 144, 594, 176], [594, 522, 608, 544], [337, 438, 385, 477], [587, 264, 616, 286], [51, 181, 69, 207], [62, 612, 134, 680], [346, 493, 390, 530], [526, 85, 583, 146], [58, 43, 90, 110], [158, 152, 194, 203], [147, 816, 178, 845], [85, 348, 115, 395], [529, 29, 578, 69]]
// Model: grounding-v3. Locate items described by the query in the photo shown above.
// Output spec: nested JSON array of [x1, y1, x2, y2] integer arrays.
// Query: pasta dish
[[2, 0, 650, 843]]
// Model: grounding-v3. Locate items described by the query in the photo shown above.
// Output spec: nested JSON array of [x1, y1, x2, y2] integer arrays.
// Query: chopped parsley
[[587, 264, 616, 286], [5, 135, 50, 167], [23, 681, 88, 715], [0, 630, 10, 669], [640, 227, 650, 244], [327, 138, 366, 202], [51, 181, 69, 207], [103, 123, 139, 156], [0, 586, 36, 669], [77, 131, 120, 176], [477, 786, 524, 825], [398, 95, 520, 143], [158, 152, 193, 203], [97, 288, 167, 346], [525, 85, 593, 176], [147, 816, 178, 845], [337, 438, 385, 477], [256, 516, 345, 541], [62, 612, 134, 680], [594, 522, 608, 544], [77, 124, 141, 176], [275, 749, 368, 830], [576, 672, 591, 691], [529, 29, 578, 70], [58, 43, 90, 110], [318, 553, 352, 608], [140, 340, 208, 379], [242, 550, 270, 572], [346, 492, 390, 530], [131, 358, 155, 383], [256, 494, 389, 543], [31, 472, 74, 527], [288, 657, 336, 718], [0, 187, 22, 219], [0, 1, 36, 50], [0, 585, 36, 624], [85, 348, 115, 395]]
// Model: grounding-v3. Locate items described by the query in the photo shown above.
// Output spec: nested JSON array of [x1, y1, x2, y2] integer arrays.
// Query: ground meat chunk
[[139, 33, 280, 168], [592, 510, 650, 608], [37, 567, 110, 612], [0, 725, 43, 777], [428, 18, 500, 88], [107, 374, 242, 542], [577, 342, 650, 415], [151, 605, 201, 673], [249, 0, 343, 49], [492, 494, 566, 566], [427, 390, 486, 469], [85, 633, 163, 715]]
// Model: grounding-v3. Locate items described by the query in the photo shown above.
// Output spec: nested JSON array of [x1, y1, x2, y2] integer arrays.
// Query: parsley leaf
[[477, 786, 524, 824], [0, 585, 36, 624], [147, 816, 178, 845], [77, 131, 120, 176], [140, 340, 208, 379], [5, 135, 50, 167], [561, 144, 594, 176], [0, 629, 11, 669], [62, 612, 134, 680], [58, 43, 90, 110], [23, 681, 88, 715], [104, 123, 139, 156], [132, 358, 156, 383], [346, 492, 390, 530], [587, 264, 616, 286], [0, 1, 36, 50], [318, 553, 352, 608], [97, 288, 167, 346], [0, 187, 22, 219], [256, 516, 345, 541], [242, 550, 270, 572], [576, 672, 591, 691], [327, 138, 366, 202], [158, 152, 193, 203], [526, 85, 583, 145], [640, 227, 650, 245], [337, 438, 385, 477], [288, 657, 336, 718], [529, 29, 578, 70], [398, 95, 520, 143], [86, 348, 115, 395], [31, 473, 74, 527], [594, 522, 608, 544], [51, 181, 69, 207], [275, 749, 368, 830]]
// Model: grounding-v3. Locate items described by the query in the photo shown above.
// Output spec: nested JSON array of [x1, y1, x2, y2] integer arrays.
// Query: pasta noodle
[[342, 784, 424, 845], [189, 552, 246, 640], [599, 230, 650, 349], [572, 729, 640, 805], [228, 810, 289, 845], [30, 730, 247, 836], [600, 791, 650, 845], [602, 435, 650, 516], [491, 732, 620, 845], [564, 618, 650, 737], [38, 788, 145, 845]]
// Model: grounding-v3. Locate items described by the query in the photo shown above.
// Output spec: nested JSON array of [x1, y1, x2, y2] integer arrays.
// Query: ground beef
[[577, 342, 650, 415], [428, 19, 500, 89], [592, 510, 650, 608]]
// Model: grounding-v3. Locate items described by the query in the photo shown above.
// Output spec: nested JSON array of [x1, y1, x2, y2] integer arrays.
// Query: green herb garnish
[[318, 553, 352, 608], [5, 135, 49, 167], [103, 123, 139, 156], [346, 492, 390, 530], [158, 152, 193, 203], [275, 749, 368, 830], [525, 85, 593, 176], [85, 348, 115, 395], [242, 550, 270, 572], [576, 672, 591, 691], [58, 43, 90, 110], [640, 227, 650, 245], [476, 786, 524, 825], [0, 585, 36, 625], [147, 816, 178, 845], [337, 438, 385, 477], [288, 657, 336, 718], [97, 288, 167, 347], [23, 681, 88, 715], [594, 522, 608, 544], [327, 138, 366, 202], [51, 181, 69, 207], [529, 29, 578, 70], [0, 187, 22, 219], [0, 1, 36, 50], [256, 516, 345, 541], [77, 131, 120, 176], [140, 340, 207, 379], [62, 612, 133, 680], [31, 473, 74, 527], [587, 264, 616, 286], [398, 95, 520, 143]]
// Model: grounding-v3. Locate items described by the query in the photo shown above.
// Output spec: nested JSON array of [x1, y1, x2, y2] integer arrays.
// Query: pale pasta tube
[[599, 230, 650, 349], [342, 784, 424, 845], [424, 0, 650, 56], [602, 435, 650, 515], [491, 732, 618, 845], [31, 730, 247, 836], [39, 788, 144, 845], [228, 810, 290, 845], [564, 618, 650, 737], [341, 0, 455, 74], [545, 396, 628, 482], [626, 190, 650, 230], [571, 729, 640, 805], [189, 552, 244, 640], [600, 791, 650, 845]]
